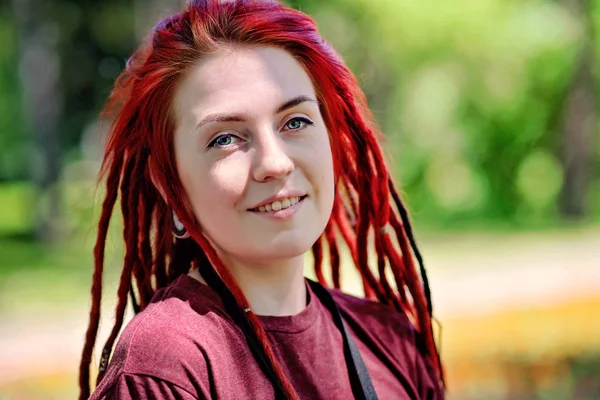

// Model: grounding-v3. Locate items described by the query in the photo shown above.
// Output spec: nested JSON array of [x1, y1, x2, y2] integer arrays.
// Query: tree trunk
[[12, 0, 63, 242], [559, 0, 596, 219]]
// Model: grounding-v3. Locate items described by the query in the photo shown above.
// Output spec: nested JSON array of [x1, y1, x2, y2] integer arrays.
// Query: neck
[[189, 254, 307, 317]]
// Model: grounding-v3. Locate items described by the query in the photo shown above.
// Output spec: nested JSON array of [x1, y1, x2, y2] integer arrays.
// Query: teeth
[[255, 196, 302, 212]]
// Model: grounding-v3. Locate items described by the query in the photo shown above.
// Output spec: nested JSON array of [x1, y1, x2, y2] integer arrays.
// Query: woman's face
[[172, 46, 335, 266]]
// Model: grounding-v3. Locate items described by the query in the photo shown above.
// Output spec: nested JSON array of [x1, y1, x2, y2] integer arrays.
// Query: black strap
[[307, 279, 379, 400], [199, 261, 377, 400], [197, 262, 288, 399]]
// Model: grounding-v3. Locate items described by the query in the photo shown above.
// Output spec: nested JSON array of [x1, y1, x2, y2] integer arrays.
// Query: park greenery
[[1, 0, 599, 243]]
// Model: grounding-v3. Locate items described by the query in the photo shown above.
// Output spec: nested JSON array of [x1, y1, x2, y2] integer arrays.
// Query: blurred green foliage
[[291, 0, 599, 228], [1, 0, 599, 235], [0, 10, 25, 180]]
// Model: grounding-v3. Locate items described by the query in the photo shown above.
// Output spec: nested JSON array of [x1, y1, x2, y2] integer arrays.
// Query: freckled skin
[[172, 46, 335, 268]]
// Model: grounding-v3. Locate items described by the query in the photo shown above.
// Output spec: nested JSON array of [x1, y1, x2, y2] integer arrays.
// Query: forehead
[[173, 46, 316, 118]]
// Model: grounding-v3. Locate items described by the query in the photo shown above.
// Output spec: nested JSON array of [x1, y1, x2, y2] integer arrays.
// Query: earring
[[172, 210, 190, 239]]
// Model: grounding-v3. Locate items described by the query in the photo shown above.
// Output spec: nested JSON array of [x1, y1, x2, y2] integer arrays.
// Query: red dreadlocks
[[79, 1, 444, 399]]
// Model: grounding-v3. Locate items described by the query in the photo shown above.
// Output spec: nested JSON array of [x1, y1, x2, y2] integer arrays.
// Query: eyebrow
[[195, 95, 317, 129], [276, 95, 317, 113]]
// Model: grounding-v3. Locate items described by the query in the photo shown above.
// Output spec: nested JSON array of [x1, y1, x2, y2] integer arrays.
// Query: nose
[[251, 129, 294, 182]]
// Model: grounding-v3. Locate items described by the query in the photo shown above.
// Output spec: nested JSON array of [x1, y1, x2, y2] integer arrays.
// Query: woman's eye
[[208, 133, 240, 149], [283, 117, 313, 132]]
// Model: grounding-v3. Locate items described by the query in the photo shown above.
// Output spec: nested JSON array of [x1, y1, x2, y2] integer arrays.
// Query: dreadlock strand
[[332, 197, 374, 298], [381, 232, 412, 317], [374, 231, 402, 310], [96, 248, 135, 384], [389, 211, 440, 380], [362, 149, 400, 308], [337, 181, 375, 297], [336, 76, 444, 384], [324, 222, 341, 289], [131, 161, 155, 307], [340, 114, 387, 300], [382, 232, 409, 307], [152, 200, 169, 288], [78, 155, 124, 400], [356, 222, 385, 301], [312, 236, 326, 285], [347, 77, 443, 384], [389, 179, 433, 315], [338, 75, 393, 229], [187, 231, 301, 400], [121, 156, 152, 310], [128, 286, 141, 314], [389, 185, 444, 386], [388, 213, 428, 328], [95, 155, 143, 384], [367, 143, 391, 227], [344, 184, 359, 228], [353, 176, 387, 302], [138, 173, 156, 292], [168, 238, 194, 281]]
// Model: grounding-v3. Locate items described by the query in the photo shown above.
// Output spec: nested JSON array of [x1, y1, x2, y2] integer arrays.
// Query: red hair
[[79, 1, 444, 398]]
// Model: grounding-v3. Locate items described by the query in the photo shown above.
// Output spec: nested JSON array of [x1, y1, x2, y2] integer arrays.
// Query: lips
[[249, 193, 308, 212]]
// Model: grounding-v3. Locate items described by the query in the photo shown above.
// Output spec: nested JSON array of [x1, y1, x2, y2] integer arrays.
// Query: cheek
[[309, 132, 335, 211], [318, 132, 335, 177], [206, 160, 249, 200], [177, 152, 249, 226], [323, 151, 336, 213]]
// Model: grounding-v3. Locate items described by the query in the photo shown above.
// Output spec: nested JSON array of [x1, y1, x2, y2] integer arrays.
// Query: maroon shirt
[[90, 275, 443, 399]]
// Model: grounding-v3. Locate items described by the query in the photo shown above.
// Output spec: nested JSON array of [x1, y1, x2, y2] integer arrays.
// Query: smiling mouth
[[250, 195, 308, 212]]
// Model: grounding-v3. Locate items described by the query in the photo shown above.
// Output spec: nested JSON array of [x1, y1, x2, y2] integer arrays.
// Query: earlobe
[[172, 209, 191, 239], [149, 156, 192, 239]]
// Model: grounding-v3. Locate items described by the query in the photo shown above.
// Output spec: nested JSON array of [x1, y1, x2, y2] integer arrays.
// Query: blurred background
[[1, 0, 599, 399]]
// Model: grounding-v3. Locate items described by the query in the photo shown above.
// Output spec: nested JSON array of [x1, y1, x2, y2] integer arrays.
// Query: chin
[[262, 242, 312, 259], [215, 228, 326, 264], [243, 236, 317, 261]]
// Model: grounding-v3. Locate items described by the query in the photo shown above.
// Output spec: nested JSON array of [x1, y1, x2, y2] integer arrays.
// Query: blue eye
[[208, 133, 240, 149], [283, 117, 313, 131]]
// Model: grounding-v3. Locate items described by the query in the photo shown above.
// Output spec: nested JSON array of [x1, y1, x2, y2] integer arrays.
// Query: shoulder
[[328, 287, 444, 399], [328, 287, 415, 336], [119, 280, 230, 367], [327, 287, 420, 363], [92, 277, 235, 398], [91, 372, 201, 400]]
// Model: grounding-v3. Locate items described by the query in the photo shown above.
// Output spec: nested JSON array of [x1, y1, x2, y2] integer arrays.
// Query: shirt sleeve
[[415, 352, 445, 400], [98, 373, 203, 400]]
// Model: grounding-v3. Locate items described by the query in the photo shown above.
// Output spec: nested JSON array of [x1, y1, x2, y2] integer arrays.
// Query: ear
[[148, 155, 169, 203], [148, 155, 200, 236]]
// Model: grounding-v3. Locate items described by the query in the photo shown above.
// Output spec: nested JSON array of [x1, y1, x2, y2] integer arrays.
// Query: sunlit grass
[[0, 182, 35, 235], [0, 372, 78, 400], [1, 181, 599, 399]]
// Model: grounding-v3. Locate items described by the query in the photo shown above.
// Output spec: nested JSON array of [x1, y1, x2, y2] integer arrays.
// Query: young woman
[[80, 1, 445, 399]]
